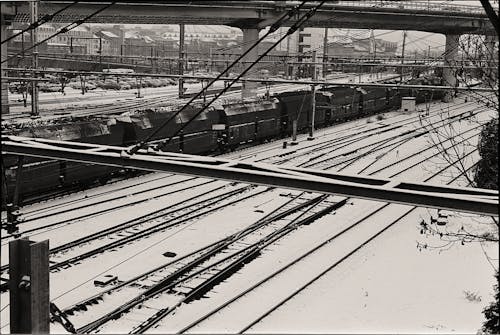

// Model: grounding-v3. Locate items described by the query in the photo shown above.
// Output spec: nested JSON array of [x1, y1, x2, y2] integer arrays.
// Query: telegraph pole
[[308, 50, 317, 140], [30, 0, 39, 117], [178, 24, 185, 98], [322, 27, 328, 78], [400, 30, 407, 83]]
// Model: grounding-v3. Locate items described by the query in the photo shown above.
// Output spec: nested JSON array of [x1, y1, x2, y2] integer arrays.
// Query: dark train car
[[320, 86, 361, 122], [362, 87, 390, 115], [216, 98, 281, 149], [313, 91, 329, 127], [118, 105, 217, 154], [395, 76, 445, 103], [63, 161, 116, 186], [3, 119, 125, 168], [275, 90, 313, 136], [4, 160, 62, 200], [175, 107, 219, 154], [118, 109, 177, 146]]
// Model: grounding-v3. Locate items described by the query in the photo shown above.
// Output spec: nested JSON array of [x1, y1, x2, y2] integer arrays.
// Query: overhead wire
[[1, 1, 79, 45], [125, 1, 310, 155], [147, 0, 328, 152], [2, 1, 116, 65]]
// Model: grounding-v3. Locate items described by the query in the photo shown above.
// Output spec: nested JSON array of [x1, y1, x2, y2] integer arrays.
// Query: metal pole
[[30, 0, 39, 117], [9, 238, 50, 334], [291, 119, 298, 144], [286, 34, 291, 79], [400, 30, 407, 83], [12, 156, 24, 208], [308, 50, 316, 140], [179, 24, 185, 98], [99, 37, 102, 64], [322, 27, 328, 78]]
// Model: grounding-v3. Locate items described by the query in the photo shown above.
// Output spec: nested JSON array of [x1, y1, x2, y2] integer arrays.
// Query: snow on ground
[[248, 208, 498, 334], [0, 94, 497, 334]]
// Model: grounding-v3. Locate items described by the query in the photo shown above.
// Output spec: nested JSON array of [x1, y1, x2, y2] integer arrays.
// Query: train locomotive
[[2, 78, 443, 206]]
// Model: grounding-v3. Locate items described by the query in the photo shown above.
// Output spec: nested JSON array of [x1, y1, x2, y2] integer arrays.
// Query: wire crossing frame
[[2, 136, 498, 216]]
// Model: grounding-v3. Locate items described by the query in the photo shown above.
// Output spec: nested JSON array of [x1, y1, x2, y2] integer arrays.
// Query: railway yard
[[1, 0, 499, 333], [1, 93, 498, 333]]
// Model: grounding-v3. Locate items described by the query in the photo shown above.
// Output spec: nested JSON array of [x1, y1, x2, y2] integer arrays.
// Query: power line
[[126, 1, 309, 155], [1, 1, 79, 45], [1, 2, 115, 65], [148, 0, 331, 152]]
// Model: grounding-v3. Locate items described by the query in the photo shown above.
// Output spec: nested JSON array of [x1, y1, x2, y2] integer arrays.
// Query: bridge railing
[[333, 0, 488, 15]]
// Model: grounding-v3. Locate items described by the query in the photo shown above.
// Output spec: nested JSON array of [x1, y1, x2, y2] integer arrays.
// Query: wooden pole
[[9, 238, 50, 334]]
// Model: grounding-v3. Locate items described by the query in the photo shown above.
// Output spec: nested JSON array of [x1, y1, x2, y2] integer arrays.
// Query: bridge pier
[[442, 33, 460, 102], [240, 27, 260, 99]]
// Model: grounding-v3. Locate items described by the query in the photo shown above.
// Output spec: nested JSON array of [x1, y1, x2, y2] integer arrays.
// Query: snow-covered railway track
[[67, 193, 345, 333], [0, 184, 270, 279], [175, 140, 481, 334], [50, 103, 485, 333], [271, 104, 484, 169]]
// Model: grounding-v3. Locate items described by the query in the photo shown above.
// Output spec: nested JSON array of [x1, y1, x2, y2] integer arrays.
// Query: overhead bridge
[[2, 136, 498, 216], [9, 1, 496, 35]]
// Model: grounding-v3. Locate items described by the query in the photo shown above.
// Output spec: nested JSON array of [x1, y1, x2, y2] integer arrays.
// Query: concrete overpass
[[2, 1, 498, 113], [8, 1, 496, 35]]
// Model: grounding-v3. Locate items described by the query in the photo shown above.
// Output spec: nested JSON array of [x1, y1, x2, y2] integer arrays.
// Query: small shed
[[401, 97, 416, 112]]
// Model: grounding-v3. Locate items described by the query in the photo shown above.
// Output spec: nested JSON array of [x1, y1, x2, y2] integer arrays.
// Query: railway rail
[[9, 98, 487, 333], [179, 160, 478, 334]]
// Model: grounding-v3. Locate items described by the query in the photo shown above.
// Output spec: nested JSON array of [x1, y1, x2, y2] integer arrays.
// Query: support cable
[[1, 2, 115, 65], [0, 1, 79, 45], [125, 1, 308, 155]]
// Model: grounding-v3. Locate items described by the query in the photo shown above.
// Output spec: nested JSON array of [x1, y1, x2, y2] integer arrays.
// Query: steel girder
[[2, 136, 498, 216]]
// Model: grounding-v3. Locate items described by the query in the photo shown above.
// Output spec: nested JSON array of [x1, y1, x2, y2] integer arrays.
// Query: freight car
[[2, 78, 443, 206]]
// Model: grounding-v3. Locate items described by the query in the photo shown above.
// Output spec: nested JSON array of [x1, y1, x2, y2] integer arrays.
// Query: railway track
[[0, 183, 270, 274], [59, 193, 344, 333], [37, 101, 488, 333], [0, 94, 492, 333], [3, 82, 299, 122], [262, 102, 482, 167], [256, 104, 483, 171], [179, 162, 476, 334], [2, 99, 476, 241], [0, 100, 485, 271]]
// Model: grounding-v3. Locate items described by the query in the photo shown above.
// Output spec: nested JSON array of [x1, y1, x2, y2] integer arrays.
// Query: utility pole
[[99, 37, 102, 64], [9, 238, 50, 333], [400, 30, 407, 83], [178, 24, 185, 98], [308, 50, 317, 140], [30, 0, 39, 117], [322, 27, 328, 78], [286, 34, 291, 79]]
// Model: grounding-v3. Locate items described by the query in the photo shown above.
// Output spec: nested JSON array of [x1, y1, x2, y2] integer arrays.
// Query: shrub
[[474, 118, 498, 190], [482, 271, 499, 334]]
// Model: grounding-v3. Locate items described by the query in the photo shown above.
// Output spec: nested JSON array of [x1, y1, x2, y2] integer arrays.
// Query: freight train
[[2, 76, 445, 206]]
